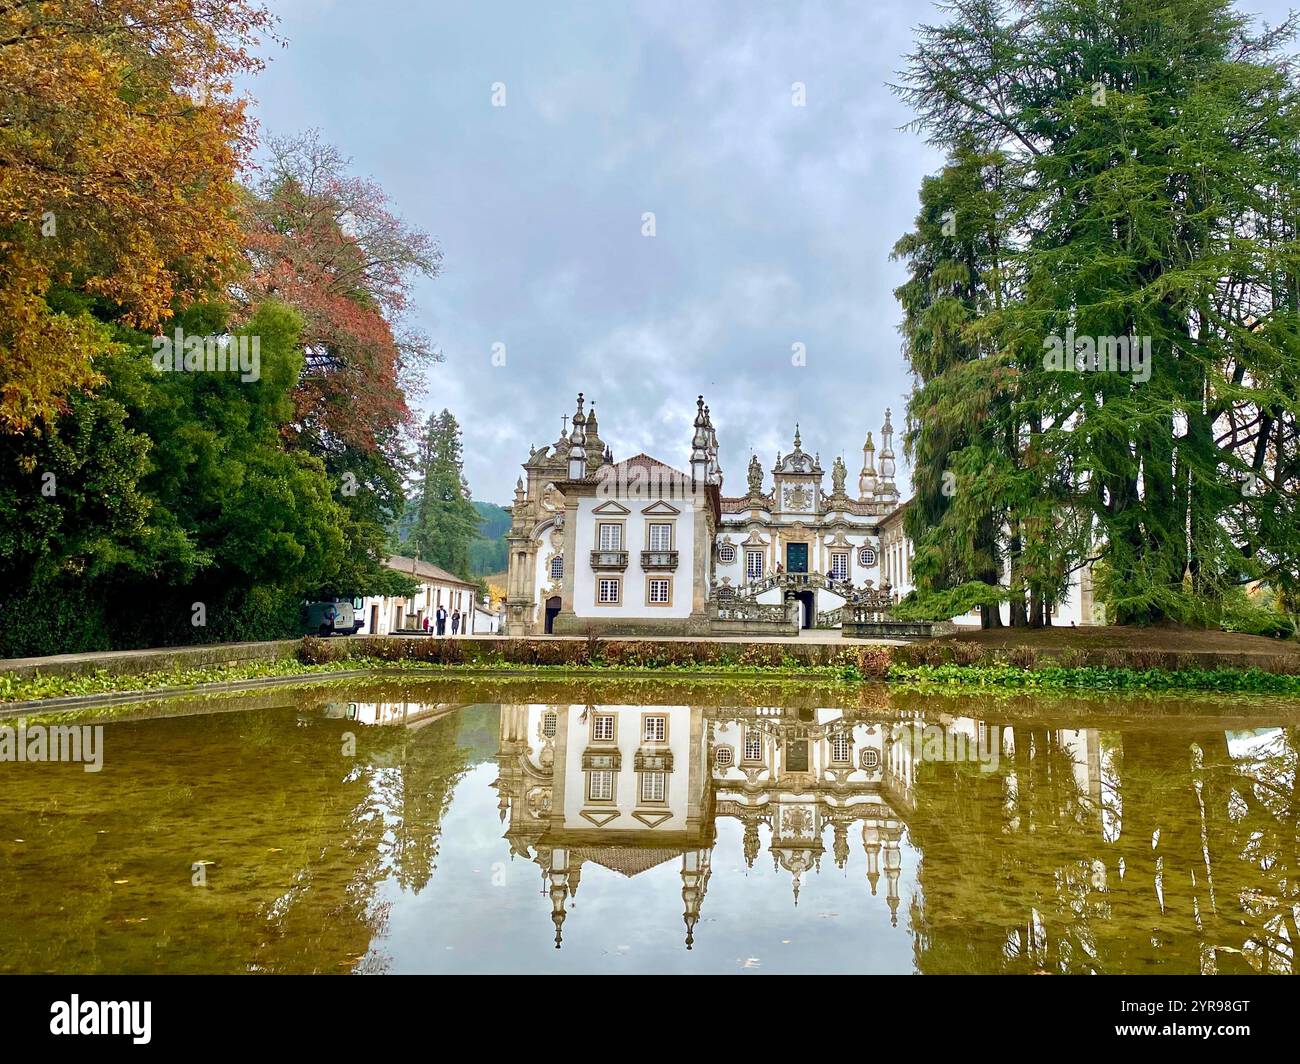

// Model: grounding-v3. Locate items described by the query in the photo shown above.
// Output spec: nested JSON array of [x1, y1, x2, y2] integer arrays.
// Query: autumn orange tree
[[236, 131, 443, 599], [240, 130, 442, 455], [0, 0, 275, 432]]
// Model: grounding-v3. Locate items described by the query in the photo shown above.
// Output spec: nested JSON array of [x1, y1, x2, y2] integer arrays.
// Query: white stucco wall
[[562, 704, 691, 830], [357, 579, 480, 635], [570, 497, 698, 620]]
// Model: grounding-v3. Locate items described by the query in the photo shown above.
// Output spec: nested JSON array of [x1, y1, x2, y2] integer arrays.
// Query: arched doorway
[[544, 596, 561, 634]]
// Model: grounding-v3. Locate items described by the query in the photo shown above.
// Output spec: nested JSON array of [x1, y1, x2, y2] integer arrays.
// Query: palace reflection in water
[[1, 683, 1296, 974], [495, 700, 1104, 953]]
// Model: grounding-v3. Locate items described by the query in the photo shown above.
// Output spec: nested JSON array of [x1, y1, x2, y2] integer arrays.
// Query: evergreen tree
[[894, 0, 1300, 626], [408, 410, 482, 578]]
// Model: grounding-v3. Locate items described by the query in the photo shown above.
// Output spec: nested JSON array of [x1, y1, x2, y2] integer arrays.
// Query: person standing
[[422, 615, 430, 634], [451, 608, 461, 635], [436, 605, 447, 635]]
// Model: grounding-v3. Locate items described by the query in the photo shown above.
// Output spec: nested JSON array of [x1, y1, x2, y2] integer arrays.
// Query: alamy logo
[[0, 719, 103, 772], [50, 996, 151, 1044], [152, 327, 260, 382], [1042, 330, 1151, 382], [892, 722, 1000, 773]]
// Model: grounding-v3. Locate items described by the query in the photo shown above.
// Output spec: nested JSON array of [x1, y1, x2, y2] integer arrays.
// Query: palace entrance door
[[786, 542, 808, 573], [794, 589, 815, 629]]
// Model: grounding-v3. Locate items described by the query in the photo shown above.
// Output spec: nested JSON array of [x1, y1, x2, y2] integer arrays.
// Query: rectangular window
[[831, 732, 851, 762], [587, 771, 614, 802], [640, 771, 666, 803], [598, 523, 623, 550], [830, 552, 849, 581], [647, 577, 671, 605], [648, 522, 673, 550], [597, 578, 621, 604], [542, 712, 557, 738], [593, 714, 615, 742], [643, 715, 666, 743], [746, 550, 764, 580], [743, 730, 763, 762]]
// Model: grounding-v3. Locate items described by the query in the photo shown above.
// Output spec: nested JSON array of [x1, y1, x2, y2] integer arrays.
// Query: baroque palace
[[505, 393, 918, 637], [504, 393, 1096, 637]]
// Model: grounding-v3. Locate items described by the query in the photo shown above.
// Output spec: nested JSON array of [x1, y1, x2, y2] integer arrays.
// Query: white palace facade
[[493, 698, 1103, 949], [504, 393, 1096, 637]]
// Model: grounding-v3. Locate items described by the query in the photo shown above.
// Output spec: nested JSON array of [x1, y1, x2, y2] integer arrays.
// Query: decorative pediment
[[579, 809, 620, 828], [640, 500, 681, 516], [632, 810, 674, 829], [591, 500, 631, 515], [741, 530, 767, 547]]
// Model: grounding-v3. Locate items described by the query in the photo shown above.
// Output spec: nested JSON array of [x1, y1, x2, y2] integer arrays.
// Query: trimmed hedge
[[300, 635, 1300, 690], [301, 635, 895, 677]]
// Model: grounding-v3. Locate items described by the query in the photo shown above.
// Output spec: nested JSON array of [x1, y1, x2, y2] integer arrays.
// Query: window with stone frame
[[831, 731, 851, 763], [746, 550, 764, 580], [587, 770, 614, 802], [830, 551, 850, 581], [639, 771, 667, 803]]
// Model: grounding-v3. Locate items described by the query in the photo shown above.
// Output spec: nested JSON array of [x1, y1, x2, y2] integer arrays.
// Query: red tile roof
[[386, 555, 478, 588]]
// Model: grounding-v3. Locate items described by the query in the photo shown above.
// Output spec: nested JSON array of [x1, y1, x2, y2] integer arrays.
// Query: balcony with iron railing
[[640, 549, 679, 571], [589, 549, 629, 571]]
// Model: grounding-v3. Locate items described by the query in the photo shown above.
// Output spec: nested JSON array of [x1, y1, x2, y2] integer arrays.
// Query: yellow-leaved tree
[[0, 0, 276, 432]]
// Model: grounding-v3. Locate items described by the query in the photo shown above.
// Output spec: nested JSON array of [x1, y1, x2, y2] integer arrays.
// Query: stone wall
[[0, 639, 302, 680]]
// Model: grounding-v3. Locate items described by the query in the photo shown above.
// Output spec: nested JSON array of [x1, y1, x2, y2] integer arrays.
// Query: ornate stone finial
[[793, 423, 802, 450], [878, 408, 897, 496], [691, 395, 709, 462], [584, 403, 604, 474], [747, 454, 763, 495], [567, 393, 587, 479], [859, 431, 878, 501], [832, 455, 847, 495]]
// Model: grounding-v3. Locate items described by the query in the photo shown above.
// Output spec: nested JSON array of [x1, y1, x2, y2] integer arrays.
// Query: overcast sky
[[243, 0, 1295, 504]]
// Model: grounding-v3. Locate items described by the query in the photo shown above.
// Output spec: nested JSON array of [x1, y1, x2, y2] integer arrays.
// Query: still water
[[1, 677, 1298, 974]]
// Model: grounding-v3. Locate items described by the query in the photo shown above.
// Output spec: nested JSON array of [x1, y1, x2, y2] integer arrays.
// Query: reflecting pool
[[1, 677, 1298, 974]]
